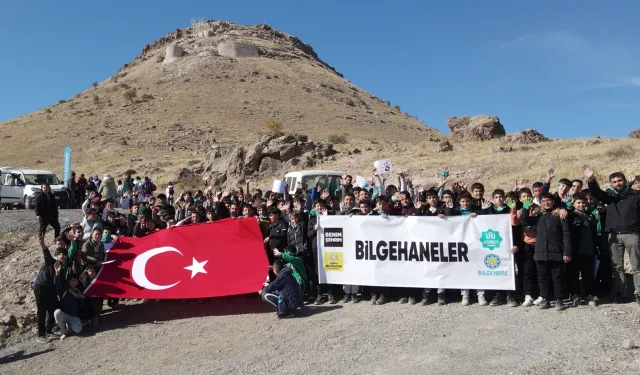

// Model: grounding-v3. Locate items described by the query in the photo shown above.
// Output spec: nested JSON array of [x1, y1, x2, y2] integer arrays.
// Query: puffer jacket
[[99, 178, 118, 200], [286, 223, 307, 255], [522, 209, 572, 262]]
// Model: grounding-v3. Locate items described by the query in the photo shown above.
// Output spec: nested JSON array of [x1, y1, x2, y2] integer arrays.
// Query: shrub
[[327, 134, 347, 144], [123, 169, 137, 176], [394, 104, 401, 111], [605, 146, 635, 159], [92, 81, 98, 88], [92, 95, 100, 104], [344, 99, 355, 107], [45, 108, 52, 113], [264, 119, 283, 134], [141, 93, 154, 100], [120, 83, 131, 90], [58, 99, 66, 104], [629, 129, 640, 139], [121, 89, 137, 103]]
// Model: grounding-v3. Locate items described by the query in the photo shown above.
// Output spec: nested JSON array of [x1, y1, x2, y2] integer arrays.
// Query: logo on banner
[[483, 254, 501, 269], [324, 252, 344, 272], [324, 228, 343, 247], [479, 229, 502, 250]]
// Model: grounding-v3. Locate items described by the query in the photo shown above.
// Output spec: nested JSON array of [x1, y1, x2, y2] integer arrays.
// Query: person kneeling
[[53, 263, 83, 340], [259, 260, 302, 319]]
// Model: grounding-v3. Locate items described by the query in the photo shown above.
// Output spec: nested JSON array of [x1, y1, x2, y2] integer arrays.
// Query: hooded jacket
[[263, 266, 302, 316], [99, 177, 118, 200]]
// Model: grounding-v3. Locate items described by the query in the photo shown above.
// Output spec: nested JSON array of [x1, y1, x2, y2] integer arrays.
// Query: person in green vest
[[273, 247, 307, 298]]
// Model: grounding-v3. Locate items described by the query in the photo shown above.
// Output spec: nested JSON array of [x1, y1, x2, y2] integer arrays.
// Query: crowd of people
[[33, 166, 640, 343]]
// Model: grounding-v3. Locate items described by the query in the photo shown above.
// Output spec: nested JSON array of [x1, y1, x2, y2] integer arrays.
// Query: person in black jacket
[[53, 265, 83, 340], [585, 166, 640, 304], [522, 193, 572, 311], [35, 184, 61, 240], [286, 212, 306, 255], [33, 235, 78, 343], [259, 260, 302, 319], [265, 207, 288, 264]]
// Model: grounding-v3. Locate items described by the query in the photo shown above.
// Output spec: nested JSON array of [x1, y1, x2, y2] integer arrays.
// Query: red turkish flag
[[83, 218, 269, 299]]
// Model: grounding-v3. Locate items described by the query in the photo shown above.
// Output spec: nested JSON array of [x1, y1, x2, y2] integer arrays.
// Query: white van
[[0, 167, 69, 209], [283, 170, 345, 195]]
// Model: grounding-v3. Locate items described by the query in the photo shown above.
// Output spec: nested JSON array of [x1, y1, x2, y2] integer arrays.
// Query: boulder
[[438, 140, 454, 152], [506, 129, 549, 144], [259, 157, 283, 173], [490, 145, 514, 153], [177, 168, 195, 180], [1, 313, 16, 326], [629, 129, 640, 139], [163, 44, 184, 64], [447, 115, 506, 141]]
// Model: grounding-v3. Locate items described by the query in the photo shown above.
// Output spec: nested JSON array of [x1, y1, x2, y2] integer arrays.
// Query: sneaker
[[60, 334, 67, 341], [533, 296, 544, 306], [314, 295, 325, 305], [278, 312, 296, 319], [328, 293, 338, 304], [421, 293, 431, 306], [461, 295, 470, 306], [506, 296, 519, 307], [342, 294, 351, 303], [36, 336, 51, 344], [522, 295, 534, 307], [489, 295, 502, 306], [568, 294, 581, 307], [587, 295, 599, 307], [408, 296, 417, 305], [376, 294, 387, 305], [538, 298, 551, 309], [370, 293, 378, 305], [400, 297, 408, 304], [437, 292, 447, 306], [478, 294, 488, 306], [555, 300, 565, 311], [352, 294, 361, 303]]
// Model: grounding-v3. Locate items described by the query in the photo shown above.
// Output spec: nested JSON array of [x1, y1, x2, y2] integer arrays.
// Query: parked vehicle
[[0, 166, 69, 209], [283, 170, 345, 195]]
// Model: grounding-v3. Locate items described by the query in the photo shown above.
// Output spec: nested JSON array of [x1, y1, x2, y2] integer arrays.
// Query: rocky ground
[[1, 296, 640, 374]]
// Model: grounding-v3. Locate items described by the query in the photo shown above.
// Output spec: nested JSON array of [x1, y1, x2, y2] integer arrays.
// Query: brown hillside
[[0, 21, 439, 178]]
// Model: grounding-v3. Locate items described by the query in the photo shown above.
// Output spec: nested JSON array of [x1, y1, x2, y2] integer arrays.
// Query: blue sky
[[1, 1, 638, 138]]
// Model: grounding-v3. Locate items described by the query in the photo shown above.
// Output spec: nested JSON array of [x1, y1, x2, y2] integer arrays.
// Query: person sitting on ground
[[259, 259, 303, 319], [53, 264, 83, 341]]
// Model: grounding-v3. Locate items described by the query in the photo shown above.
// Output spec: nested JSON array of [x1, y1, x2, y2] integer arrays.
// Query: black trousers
[[303, 252, 317, 298], [567, 254, 595, 297], [520, 244, 538, 297], [33, 284, 57, 337], [536, 260, 566, 301], [39, 218, 61, 238], [595, 235, 613, 296]]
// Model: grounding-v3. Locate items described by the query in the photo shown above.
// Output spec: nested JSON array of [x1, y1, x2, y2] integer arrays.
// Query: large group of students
[[33, 166, 640, 342]]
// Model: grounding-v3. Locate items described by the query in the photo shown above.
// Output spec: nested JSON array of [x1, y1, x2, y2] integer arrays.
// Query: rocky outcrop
[[447, 115, 506, 141], [506, 129, 549, 144], [438, 140, 453, 152], [203, 134, 337, 187], [629, 129, 640, 139]]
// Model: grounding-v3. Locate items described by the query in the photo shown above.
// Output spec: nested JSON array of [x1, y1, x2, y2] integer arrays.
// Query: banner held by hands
[[374, 159, 393, 174]]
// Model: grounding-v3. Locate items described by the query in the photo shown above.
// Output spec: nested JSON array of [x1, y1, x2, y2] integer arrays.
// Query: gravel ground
[[0, 209, 85, 236], [1, 297, 640, 375]]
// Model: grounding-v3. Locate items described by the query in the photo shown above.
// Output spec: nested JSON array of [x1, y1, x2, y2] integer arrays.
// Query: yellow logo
[[323, 252, 344, 272]]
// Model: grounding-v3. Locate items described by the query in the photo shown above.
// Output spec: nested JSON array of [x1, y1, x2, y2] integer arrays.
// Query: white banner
[[317, 215, 515, 290], [373, 159, 392, 173]]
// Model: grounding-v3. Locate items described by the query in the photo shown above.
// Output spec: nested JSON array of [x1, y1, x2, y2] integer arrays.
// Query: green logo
[[480, 229, 502, 250]]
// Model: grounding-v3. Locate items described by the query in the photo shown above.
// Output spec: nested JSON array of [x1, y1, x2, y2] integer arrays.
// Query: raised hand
[[522, 197, 534, 210], [54, 261, 62, 275], [416, 185, 425, 193], [415, 201, 423, 209], [481, 198, 492, 210], [446, 200, 454, 209], [548, 168, 555, 181], [505, 198, 517, 209], [583, 165, 595, 181]]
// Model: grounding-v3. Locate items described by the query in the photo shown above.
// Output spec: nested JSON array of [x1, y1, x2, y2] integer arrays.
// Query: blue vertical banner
[[62, 146, 72, 183]]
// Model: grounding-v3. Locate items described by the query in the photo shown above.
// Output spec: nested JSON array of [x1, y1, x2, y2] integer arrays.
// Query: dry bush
[[92, 95, 100, 104], [92, 82, 98, 88], [58, 99, 66, 104], [327, 134, 347, 144], [121, 89, 137, 103], [605, 146, 634, 159], [264, 119, 283, 134], [141, 93, 154, 100], [123, 169, 137, 176], [629, 129, 640, 139], [45, 108, 52, 113], [394, 105, 401, 111]]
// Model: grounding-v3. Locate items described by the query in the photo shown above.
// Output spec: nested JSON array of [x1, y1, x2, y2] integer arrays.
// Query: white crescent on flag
[[131, 246, 183, 290]]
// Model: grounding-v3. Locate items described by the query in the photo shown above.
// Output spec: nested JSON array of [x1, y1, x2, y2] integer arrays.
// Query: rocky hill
[[0, 21, 439, 180]]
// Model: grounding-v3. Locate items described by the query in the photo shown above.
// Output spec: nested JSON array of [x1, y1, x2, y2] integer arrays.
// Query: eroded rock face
[[447, 115, 506, 141], [203, 133, 337, 187], [629, 129, 640, 139], [506, 129, 549, 144]]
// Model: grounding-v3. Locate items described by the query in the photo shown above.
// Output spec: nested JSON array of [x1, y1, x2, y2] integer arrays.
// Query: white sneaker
[[60, 334, 67, 341], [478, 294, 488, 306], [522, 295, 534, 307], [533, 296, 543, 306], [461, 295, 470, 306]]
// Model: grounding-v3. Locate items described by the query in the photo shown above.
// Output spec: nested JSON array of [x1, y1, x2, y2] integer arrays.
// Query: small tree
[[92, 81, 98, 88], [264, 119, 283, 134], [121, 89, 137, 103], [394, 104, 401, 111]]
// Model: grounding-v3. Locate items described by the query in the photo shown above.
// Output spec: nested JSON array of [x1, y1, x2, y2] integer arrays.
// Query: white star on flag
[[184, 258, 208, 279]]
